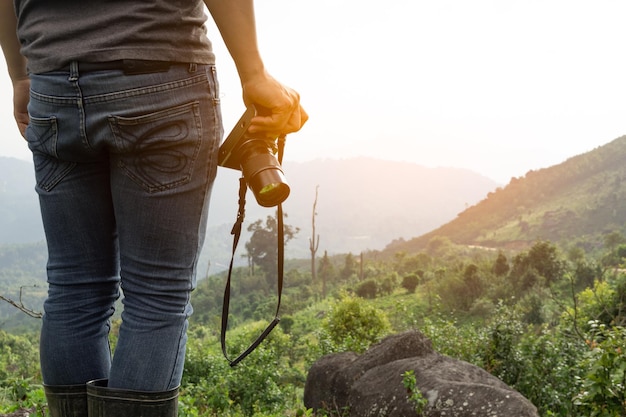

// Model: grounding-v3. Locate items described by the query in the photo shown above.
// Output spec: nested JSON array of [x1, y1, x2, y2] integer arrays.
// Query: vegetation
[[402, 370, 428, 415], [3, 236, 626, 416], [5, 137, 626, 415]]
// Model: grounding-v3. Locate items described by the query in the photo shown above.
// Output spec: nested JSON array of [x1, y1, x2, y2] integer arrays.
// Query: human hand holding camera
[[216, 70, 307, 207], [242, 69, 308, 140]]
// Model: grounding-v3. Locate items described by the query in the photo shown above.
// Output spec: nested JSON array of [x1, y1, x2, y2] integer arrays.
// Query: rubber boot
[[43, 384, 88, 417], [87, 379, 179, 417]]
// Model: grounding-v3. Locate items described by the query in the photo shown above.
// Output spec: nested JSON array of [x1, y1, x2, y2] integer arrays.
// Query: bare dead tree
[[0, 286, 43, 319], [309, 185, 320, 283]]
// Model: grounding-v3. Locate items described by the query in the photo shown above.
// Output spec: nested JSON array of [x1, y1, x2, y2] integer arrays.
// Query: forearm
[[0, 0, 27, 82], [203, 0, 265, 83], [203, 0, 307, 135]]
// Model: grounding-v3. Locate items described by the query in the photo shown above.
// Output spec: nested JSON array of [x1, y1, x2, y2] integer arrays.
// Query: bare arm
[[0, 0, 26, 81], [0, 0, 29, 137], [204, 0, 307, 136], [203, 0, 263, 83]]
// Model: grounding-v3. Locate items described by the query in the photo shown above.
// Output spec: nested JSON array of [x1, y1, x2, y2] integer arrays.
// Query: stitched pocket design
[[109, 102, 202, 193], [26, 116, 76, 191]]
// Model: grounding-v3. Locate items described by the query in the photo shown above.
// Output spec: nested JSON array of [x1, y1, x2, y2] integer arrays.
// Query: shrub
[[480, 303, 525, 384], [0, 331, 44, 415], [318, 294, 390, 354], [182, 323, 298, 416], [574, 322, 626, 416], [513, 326, 584, 416], [401, 274, 419, 294], [420, 315, 485, 365], [379, 275, 396, 296], [355, 279, 377, 299]]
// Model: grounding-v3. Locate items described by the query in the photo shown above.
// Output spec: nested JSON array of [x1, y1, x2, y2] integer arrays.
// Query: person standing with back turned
[[0, 0, 308, 415]]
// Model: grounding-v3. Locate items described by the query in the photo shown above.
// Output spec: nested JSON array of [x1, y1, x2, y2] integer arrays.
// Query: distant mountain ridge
[[0, 158, 43, 244], [0, 156, 497, 266], [386, 135, 626, 254]]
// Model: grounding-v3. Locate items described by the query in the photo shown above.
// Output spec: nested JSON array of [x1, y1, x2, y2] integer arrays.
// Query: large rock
[[304, 331, 539, 417]]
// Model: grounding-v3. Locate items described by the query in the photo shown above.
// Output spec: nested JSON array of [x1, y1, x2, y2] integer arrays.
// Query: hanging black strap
[[220, 136, 286, 367]]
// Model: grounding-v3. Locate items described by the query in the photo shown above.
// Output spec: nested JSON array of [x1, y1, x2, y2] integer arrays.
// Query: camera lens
[[249, 166, 290, 207], [239, 140, 290, 207]]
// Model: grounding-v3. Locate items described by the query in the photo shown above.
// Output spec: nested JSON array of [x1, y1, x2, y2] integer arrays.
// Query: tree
[[318, 250, 334, 299], [462, 263, 483, 302], [401, 274, 419, 294], [355, 279, 377, 299], [493, 252, 510, 277], [340, 253, 356, 281], [0, 286, 43, 319], [602, 231, 625, 267], [309, 186, 320, 283], [397, 253, 432, 275], [526, 241, 564, 285], [604, 231, 625, 253], [510, 241, 565, 291], [380, 275, 396, 296], [245, 213, 299, 279]]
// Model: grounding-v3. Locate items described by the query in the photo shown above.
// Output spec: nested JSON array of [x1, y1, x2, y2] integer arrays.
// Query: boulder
[[304, 330, 539, 417]]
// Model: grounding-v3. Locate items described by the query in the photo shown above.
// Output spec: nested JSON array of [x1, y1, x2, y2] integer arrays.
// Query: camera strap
[[220, 136, 286, 367]]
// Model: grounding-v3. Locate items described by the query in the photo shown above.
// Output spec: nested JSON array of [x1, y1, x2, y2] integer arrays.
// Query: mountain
[[209, 157, 498, 259], [0, 158, 43, 244], [385, 135, 626, 254], [0, 156, 497, 267]]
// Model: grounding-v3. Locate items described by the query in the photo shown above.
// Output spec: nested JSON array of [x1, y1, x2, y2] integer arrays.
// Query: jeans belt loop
[[68, 61, 79, 81]]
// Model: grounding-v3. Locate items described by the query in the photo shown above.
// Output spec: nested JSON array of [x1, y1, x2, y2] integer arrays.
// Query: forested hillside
[[386, 135, 626, 254]]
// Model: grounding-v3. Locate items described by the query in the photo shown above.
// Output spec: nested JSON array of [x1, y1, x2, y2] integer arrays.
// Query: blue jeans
[[27, 62, 222, 391]]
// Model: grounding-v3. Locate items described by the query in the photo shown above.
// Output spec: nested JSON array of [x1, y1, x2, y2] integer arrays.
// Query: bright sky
[[2, 0, 626, 183]]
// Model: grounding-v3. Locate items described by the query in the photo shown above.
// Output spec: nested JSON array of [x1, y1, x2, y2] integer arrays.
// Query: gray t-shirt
[[14, 0, 215, 74]]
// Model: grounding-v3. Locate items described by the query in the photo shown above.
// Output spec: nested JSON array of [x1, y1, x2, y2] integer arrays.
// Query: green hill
[[385, 135, 626, 253]]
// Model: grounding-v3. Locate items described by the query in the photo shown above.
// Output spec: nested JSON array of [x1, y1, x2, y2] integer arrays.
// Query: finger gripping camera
[[218, 107, 290, 207]]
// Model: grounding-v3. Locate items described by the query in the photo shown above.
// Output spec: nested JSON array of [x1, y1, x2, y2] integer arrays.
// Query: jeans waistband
[[59, 60, 189, 75]]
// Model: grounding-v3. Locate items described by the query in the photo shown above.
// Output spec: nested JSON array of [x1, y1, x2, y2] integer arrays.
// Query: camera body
[[218, 107, 290, 207]]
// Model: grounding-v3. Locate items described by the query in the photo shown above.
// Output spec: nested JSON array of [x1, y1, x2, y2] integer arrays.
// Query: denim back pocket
[[26, 115, 77, 191], [108, 101, 202, 193]]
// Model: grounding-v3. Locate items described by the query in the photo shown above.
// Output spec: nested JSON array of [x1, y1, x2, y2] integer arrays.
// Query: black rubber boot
[[43, 383, 88, 417], [86, 379, 179, 417]]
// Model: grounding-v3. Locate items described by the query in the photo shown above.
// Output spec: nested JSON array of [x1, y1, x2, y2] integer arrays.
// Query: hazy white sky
[[2, 0, 626, 183]]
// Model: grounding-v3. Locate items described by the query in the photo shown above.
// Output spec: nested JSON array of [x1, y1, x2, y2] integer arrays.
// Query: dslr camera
[[218, 107, 290, 207]]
